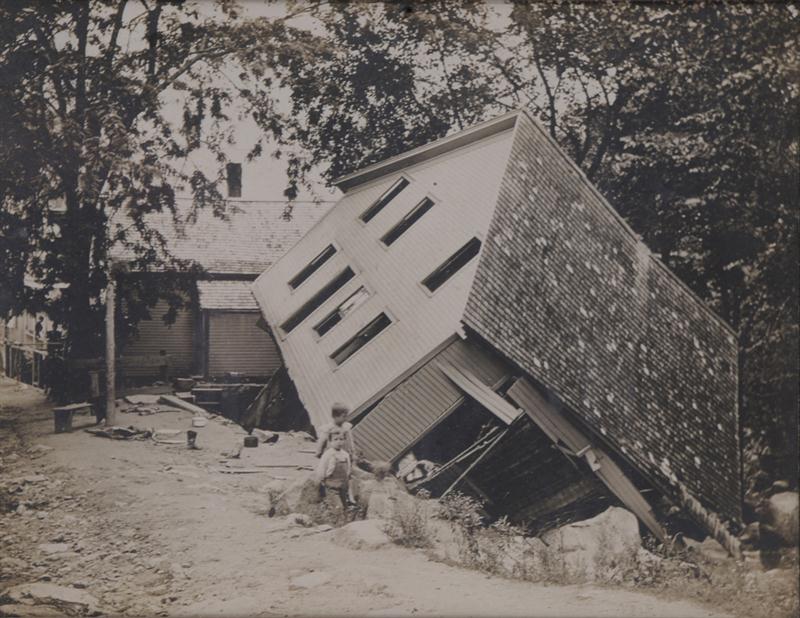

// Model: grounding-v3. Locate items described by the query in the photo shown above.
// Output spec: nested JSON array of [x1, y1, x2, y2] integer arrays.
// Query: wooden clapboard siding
[[353, 337, 509, 463], [252, 128, 515, 428], [207, 311, 281, 378], [121, 299, 194, 377]]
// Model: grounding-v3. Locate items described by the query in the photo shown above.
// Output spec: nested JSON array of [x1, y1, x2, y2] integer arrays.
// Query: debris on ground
[[123, 395, 161, 406], [1, 582, 104, 616], [85, 426, 152, 441], [150, 429, 184, 445], [251, 428, 279, 444]]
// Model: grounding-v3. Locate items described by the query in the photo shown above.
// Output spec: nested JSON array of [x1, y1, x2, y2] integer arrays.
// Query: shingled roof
[[197, 280, 259, 310], [111, 199, 332, 275], [461, 111, 741, 522]]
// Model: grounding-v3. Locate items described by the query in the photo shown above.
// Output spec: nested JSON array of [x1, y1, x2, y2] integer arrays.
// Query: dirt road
[[0, 377, 728, 617]]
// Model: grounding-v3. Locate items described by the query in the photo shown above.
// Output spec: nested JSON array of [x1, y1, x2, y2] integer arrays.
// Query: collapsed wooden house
[[251, 110, 742, 546], [110, 199, 329, 381]]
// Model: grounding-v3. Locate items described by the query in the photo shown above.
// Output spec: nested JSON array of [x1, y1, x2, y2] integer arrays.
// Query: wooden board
[[507, 377, 666, 542], [159, 395, 209, 417]]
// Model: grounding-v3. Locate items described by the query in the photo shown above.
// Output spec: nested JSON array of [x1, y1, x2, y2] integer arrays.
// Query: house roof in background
[[197, 280, 259, 310], [111, 199, 333, 275]]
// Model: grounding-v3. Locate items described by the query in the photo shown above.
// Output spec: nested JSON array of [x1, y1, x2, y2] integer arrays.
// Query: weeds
[[385, 489, 433, 548]]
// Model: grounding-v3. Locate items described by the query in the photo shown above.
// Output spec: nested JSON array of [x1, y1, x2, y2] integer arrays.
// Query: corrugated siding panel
[[207, 311, 281, 377], [353, 338, 509, 463], [122, 299, 194, 377], [252, 129, 515, 428]]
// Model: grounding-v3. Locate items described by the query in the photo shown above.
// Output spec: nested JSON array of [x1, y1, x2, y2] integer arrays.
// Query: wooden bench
[[53, 402, 94, 433]]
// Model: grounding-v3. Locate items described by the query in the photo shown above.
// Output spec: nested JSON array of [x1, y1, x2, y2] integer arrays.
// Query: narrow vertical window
[[422, 237, 482, 292], [330, 313, 392, 365], [280, 267, 355, 333], [381, 197, 435, 246], [226, 162, 242, 198], [314, 286, 370, 337], [360, 178, 410, 223], [288, 244, 337, 290]]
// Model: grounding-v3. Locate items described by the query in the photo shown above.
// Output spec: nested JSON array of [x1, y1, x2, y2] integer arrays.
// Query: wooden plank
[[508, 378, 666, 542], [159, 395, 209, 417], [105, 278, 116, 425], [438, 361, 519, 424], [54, 402, 93, 412], [507, 379, 587, 451]]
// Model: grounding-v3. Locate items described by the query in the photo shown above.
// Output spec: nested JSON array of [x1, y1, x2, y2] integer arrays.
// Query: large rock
[[331, 519, 392, 550], [684, 536, 731, 564], [764, 492, 799, 547], [265, 476, 320, 517], [476, 531, 549, 578], [364, 480, 419, 520], [2, 583, 102, 616], [541, 507, 641, 579], [427, 518, 461, 562]]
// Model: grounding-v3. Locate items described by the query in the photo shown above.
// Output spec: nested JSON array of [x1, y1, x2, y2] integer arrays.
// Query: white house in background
[[110, 197, 331, 380]]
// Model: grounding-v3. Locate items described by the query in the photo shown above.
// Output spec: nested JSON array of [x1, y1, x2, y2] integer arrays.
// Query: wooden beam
[[105, 278, 116, 426], [159, 395, 209, 417], [437, 361, 520, 424], [508, 378, 667, 543]]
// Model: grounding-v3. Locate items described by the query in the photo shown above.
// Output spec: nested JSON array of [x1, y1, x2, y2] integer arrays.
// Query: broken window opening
[[226, 162, 242, 198], [330, 312, 391, 366], [410, 398, 503, 467], [288, 244, 337, 290], [281, 267, 355, 334], [360, 178, 410, 223], [422, 237, 482, 292], [313, 286, 370, 337], [381, 197, 435, 246]]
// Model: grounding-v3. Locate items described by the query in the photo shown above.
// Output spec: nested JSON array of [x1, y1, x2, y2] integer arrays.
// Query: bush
[[385, 489, 434, 548]]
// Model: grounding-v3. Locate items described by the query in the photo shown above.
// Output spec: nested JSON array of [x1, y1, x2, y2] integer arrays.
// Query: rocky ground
[[0, 377, 794, 617]]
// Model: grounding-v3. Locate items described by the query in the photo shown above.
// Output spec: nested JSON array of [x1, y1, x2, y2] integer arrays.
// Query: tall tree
[[252, 1, 798, 491], [0, 1, 313, 380]]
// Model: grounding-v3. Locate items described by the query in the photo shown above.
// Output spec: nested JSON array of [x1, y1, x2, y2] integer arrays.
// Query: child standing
[[315, 429, 352, 510], [315, 402, 355, 459]]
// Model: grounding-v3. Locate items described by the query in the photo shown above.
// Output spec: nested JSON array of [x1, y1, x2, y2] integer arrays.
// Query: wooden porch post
[[105, 276, 116, 426]]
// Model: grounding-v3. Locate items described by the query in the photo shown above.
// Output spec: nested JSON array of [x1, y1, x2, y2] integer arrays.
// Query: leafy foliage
[[1, 2, 796, 495], [257, 1, 798, 495]]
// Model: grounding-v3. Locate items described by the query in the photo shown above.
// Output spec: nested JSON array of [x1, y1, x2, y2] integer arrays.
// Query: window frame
[[380, 196, 436, 247], [287, 243, 338, 291], [420, 236, 483, 294], [312, 284, 372, 340], [226, 162, 242, 198], [329, 311, 394, 369], [279, 266, 356, 335], [359, 177, 410, 224]]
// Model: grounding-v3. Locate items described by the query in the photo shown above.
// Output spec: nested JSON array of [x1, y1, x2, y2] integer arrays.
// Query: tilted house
[[111, 199, 329, 380], [252, 110, 741, 545]]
